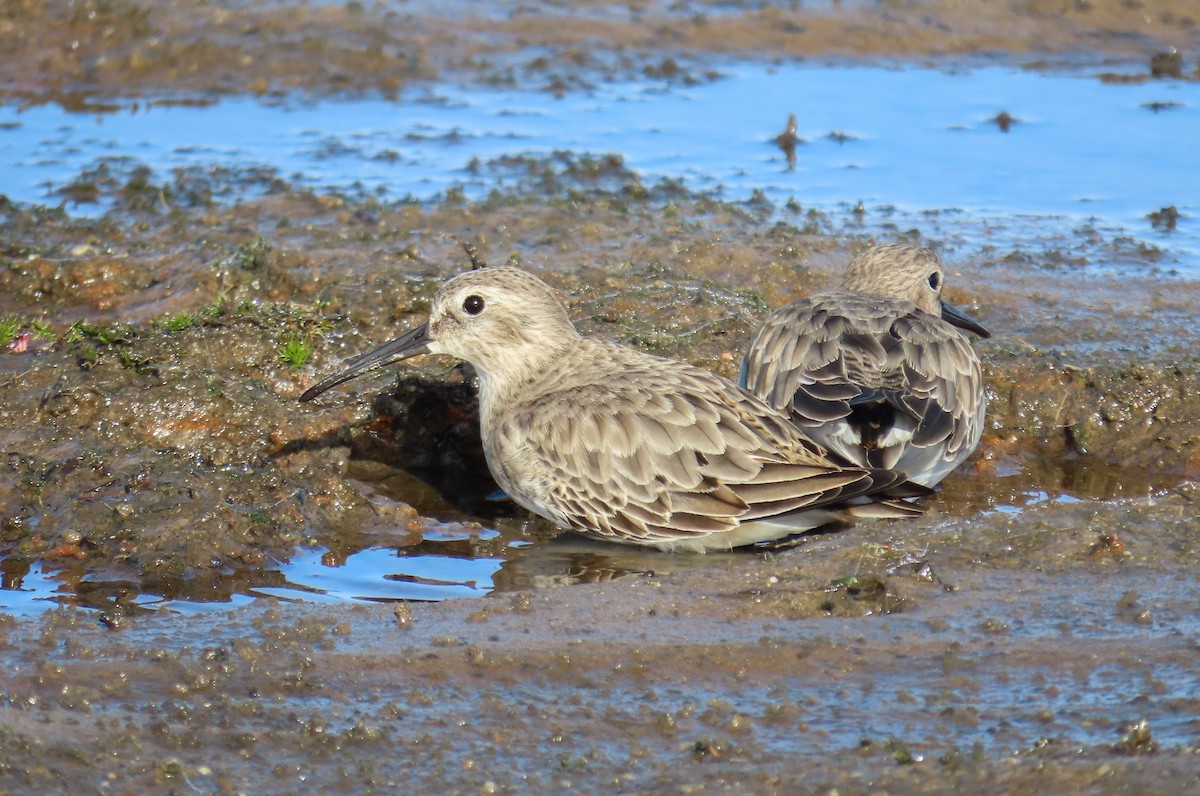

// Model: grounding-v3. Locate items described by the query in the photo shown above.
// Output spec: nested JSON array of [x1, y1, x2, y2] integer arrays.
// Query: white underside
[[810, 418, 964, 488], [634, 511, 843, 553]]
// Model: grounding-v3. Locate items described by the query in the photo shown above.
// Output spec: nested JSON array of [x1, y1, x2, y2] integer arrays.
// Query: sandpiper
[[301, 266, 929, 552], [739, 244, 990, 488]]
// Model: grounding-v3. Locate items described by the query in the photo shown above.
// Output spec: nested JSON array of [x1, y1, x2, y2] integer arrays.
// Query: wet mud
[[2, 0, 1200, 792], [1, 492, 1198, 793], [1, 0, 1199, 105]]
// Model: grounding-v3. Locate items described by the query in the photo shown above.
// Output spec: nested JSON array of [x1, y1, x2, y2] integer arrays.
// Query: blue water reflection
[[271, 546, 501, 602], [1, 62, 1196, 271]]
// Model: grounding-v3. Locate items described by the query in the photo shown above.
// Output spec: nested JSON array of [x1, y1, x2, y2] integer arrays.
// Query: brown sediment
[[0, 0, 1198, 105]]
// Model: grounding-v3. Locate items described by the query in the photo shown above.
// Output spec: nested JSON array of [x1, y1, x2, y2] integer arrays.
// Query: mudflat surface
[[1, 1, 1199, 793], [2, 0, 1199, 101]]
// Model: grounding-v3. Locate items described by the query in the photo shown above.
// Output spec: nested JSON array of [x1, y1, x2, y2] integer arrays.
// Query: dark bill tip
[[940, 299, 991, 339], [298, 322, 431, 403]]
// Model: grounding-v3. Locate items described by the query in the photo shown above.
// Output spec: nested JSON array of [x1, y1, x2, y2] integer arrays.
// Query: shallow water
[[0, 545, 503, 615], [2, 61, 1197, 272]]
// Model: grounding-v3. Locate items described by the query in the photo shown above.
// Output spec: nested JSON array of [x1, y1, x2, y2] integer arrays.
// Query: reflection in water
[[493, 534, 706, 592], [935, 452, 1172, 517], [0, 557, 63, 613], [275, 546, 502, 602]]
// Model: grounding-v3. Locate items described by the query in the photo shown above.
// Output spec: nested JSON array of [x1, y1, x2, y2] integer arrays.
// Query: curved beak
[[299, 322, 431, 403], [940, 299, 991, 339]]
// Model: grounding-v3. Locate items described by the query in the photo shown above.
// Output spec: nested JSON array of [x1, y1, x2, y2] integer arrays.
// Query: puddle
[[0, 508, 743, 615], [2, 61, 1197, 273], [0, 528, 509, 616]]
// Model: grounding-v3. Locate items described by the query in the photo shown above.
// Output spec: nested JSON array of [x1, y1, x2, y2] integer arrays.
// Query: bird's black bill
[[298, 322, 431, 403], [940, 299, 991, 339]]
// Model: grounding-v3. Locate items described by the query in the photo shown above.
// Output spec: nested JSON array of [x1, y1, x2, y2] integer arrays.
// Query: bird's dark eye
[[928, 272, 941, 290], [463, 294, 485, 315]]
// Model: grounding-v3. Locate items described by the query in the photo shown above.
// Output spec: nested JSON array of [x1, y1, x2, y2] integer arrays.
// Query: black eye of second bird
[[463, 294, 485, 315], [928, 273, 941, 290]]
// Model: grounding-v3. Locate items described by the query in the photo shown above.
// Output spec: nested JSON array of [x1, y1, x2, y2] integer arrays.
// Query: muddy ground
[[2, 0, 1200, 103], [2, 0, 1200, 793]]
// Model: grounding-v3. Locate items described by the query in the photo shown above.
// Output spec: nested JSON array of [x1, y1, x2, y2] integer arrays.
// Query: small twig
[[456, 238, 489, 271]]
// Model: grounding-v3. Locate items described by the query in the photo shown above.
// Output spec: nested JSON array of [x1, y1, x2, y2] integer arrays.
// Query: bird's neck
[[474, 334, 580, 418]]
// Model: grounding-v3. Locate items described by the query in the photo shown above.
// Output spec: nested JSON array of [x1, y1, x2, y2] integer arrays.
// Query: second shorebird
[[301, 266, 928, 552], [739, 244, 991, 488]]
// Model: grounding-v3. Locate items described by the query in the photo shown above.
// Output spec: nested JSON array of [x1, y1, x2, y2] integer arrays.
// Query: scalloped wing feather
[[740, 290, 985, 486]]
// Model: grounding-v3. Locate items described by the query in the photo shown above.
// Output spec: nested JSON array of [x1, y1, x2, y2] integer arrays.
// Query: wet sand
[[2, 0, 1200, 792]]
